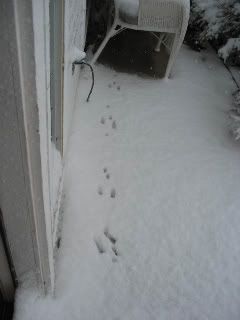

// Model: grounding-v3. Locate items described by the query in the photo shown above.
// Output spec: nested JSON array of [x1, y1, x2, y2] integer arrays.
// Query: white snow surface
[[14, 46, 240, 320]]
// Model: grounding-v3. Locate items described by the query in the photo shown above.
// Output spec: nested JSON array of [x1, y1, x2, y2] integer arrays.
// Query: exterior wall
[[52, 0, 86, 259], [31, 0, 86, 290], [32, 0, 56, 290], [0, 0, 50, 289], [63, 0, 86, 150], [0, 0, 86, 292], [14, 0, 52, 289], [0, 0, 37, 277]]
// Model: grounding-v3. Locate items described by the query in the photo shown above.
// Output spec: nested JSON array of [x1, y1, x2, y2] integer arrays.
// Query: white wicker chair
[[91, 0, 190, 78]]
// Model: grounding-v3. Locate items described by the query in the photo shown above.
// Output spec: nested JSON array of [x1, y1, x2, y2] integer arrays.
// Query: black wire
[[73, 60, 95, 102], [81, 61, 95, 102]]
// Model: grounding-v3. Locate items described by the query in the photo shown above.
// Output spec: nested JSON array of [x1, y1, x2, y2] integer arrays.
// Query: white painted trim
[[30, 0, 87, 292], [32, 0, 55, 290]]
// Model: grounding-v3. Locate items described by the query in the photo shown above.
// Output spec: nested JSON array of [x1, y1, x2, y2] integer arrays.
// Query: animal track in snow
[[98, 186, 103, 196], [109, 115, 112, 120], [56, 237, 61, 249], [100, 117, 105, 124], [99, 169, 116, 199], [103, 168, 110, 179], [110, 188, 116, 198], [112, 121, 117, 129], [104, 227, 117, 244], [94, 237, 106, 254], [112, 245, 119, 256], [95, 229, 120, 261]]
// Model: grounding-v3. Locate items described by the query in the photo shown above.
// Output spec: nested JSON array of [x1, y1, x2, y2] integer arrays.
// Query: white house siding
[[32, 0, 55, 290], [0, 0, 38, 279], [0, 0, 54, 293], [31, 0, 86, 290], [63, 0, 86, 150]]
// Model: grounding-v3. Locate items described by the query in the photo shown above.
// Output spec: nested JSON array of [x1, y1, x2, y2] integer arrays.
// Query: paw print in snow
[[98, 186, 104, 196], [94, 228, 120, 263], [104, 227, 117, 244], [94, 237, 106, 254], [110, 188, 116, 198]]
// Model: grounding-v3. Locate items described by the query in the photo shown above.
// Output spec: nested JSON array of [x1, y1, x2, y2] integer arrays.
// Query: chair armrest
[[112, 0, 120, 21], [113, 0, 120, 10]]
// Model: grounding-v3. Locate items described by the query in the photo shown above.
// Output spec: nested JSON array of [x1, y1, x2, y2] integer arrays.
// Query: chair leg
[[90, 26, 117, 65], [154, 33, 165, 52], [164, 34, 181, 79]]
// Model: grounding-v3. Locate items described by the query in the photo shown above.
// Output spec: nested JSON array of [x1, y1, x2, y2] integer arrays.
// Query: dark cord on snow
[[81, 61, 95, 102], [72, 60, 95, 102]]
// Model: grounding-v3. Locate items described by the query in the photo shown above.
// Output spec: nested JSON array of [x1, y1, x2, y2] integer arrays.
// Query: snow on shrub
[[218, 38, 240, 65], [229, 90, 240, 140], [186, 0, 240, 66], [186, 0, 240, 141]]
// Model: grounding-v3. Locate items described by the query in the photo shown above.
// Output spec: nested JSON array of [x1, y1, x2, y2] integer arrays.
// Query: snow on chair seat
[[118, 0, 139, 24], [91, 0, 190, 79]]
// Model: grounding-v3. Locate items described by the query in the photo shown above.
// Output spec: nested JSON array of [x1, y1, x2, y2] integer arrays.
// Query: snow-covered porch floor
[[15, 46, 240, 320]]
